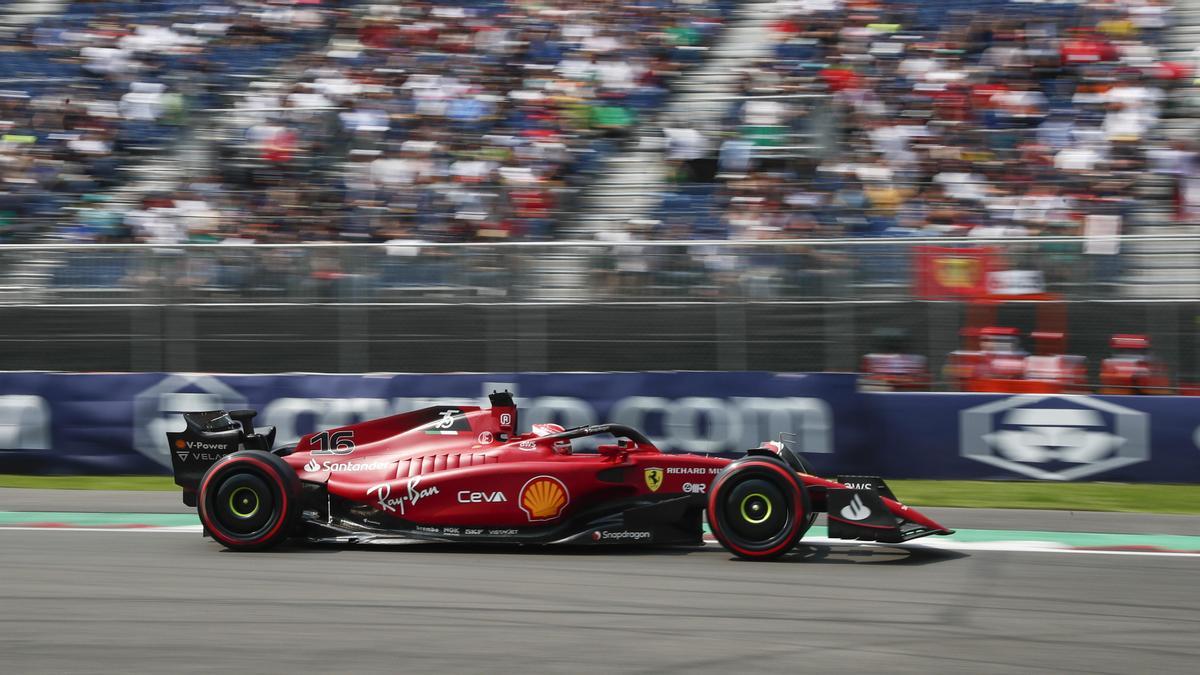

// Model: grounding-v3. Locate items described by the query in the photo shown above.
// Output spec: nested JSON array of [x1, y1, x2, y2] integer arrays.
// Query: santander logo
[[303, 457, 389, 472], [840, 494, 871, 521]]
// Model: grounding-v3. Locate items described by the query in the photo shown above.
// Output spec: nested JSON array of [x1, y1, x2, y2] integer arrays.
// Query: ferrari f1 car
[[168, 392, 952, 560]]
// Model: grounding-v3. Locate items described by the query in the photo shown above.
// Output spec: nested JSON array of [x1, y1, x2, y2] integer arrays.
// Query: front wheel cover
[[199, 451, 299, 551], [707, 458, 809, 560]]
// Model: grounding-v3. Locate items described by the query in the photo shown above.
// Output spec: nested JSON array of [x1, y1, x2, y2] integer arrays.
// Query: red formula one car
[[168, 393, 952, 560]]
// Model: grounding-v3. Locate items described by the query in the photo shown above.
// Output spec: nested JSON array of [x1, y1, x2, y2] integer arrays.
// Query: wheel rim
[[723, 477, 788, 544], [739, 493, 772, 524], [228, 486, 260, 518], [212, 471, 275, 537]]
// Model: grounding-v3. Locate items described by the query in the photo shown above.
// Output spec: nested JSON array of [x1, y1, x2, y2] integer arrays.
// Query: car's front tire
[[198, 451, 299, 551], [707, 457, 810, 560]]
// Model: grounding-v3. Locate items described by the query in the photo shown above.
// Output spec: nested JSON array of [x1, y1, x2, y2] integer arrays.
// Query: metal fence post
[[516, 303, 549, 372], [716, 302, 748, 371], [130, 305, 163, 372], [336, 246, 369, 372], [163, 304, 197, 373], [1149, 302, 1180, 387]]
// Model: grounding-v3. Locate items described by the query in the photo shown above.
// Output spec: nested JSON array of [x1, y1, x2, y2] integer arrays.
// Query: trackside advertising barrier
[[0, 372, 1197, 482]]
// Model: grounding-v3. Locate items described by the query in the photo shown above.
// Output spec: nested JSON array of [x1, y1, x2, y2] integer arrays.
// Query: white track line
[[0, 525, 203, 533], [3, 526, 1198, 557], [705, 536, 1200, 558]]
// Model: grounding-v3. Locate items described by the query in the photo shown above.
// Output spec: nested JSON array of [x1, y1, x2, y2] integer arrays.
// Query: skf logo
[[519, 476, 569, 521], [961, 395, 1148, 480], [644, 467, 664, 492]]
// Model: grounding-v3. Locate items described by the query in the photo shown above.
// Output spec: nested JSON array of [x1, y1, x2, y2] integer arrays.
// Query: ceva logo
[[960, 395, 1149, 480]]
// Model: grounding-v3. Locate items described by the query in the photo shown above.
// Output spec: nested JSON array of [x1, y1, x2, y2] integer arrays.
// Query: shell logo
[[174, 439, 186, 449], [519, 476, 569, 521]]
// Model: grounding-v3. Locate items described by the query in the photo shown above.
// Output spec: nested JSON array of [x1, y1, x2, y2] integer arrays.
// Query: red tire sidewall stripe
[[200, 455, 290, 548], [708, 460, 805, 558]]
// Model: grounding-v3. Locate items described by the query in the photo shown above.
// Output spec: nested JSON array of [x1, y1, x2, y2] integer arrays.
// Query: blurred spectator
[[643, 0, 1180, 253], [0, 0, 729, 243], [0, 0, 1181, 250]]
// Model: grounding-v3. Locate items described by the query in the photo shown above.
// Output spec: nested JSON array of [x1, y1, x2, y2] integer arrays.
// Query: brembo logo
[[961, 395, 1149, 480], [840, 494, 871, 521]]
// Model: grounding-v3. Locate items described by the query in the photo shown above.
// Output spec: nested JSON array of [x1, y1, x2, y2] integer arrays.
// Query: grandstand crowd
[[656, 0, 1186, 243], [0, 0, 1189, 245], [0, 0, 730, 243]]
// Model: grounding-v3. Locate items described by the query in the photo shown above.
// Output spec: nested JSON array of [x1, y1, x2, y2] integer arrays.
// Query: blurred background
[[0, 0, 1194, 393], [3, 5, 1200, 672]]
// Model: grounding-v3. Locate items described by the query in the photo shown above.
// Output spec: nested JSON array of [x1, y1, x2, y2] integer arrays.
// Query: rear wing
[[167, 409, 275, 506]]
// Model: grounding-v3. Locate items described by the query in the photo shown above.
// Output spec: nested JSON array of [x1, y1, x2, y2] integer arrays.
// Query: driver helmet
[[531, 423, 571, 454]]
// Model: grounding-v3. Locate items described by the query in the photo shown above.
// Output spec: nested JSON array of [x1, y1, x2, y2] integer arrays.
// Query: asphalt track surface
[[3, 491, 1200, 674]]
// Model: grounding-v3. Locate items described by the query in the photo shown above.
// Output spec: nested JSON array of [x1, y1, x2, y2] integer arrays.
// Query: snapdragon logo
[[961, 395, 1148, 480], [591, 530, 652, 542]]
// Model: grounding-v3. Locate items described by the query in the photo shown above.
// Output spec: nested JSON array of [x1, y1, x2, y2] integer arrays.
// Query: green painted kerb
[[746, 524, 1200, 552], [2, 513, 1199, 552], [0, 512, 200, 527]]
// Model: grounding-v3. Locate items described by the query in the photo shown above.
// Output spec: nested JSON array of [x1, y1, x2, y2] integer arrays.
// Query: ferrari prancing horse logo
[[644, 468, 664, 492]]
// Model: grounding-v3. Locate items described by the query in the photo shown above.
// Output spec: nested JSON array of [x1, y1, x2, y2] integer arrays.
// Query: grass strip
[[889, 480, 1200, 515], [1, 475, 1198, 515], [0, 474, 177, 491]]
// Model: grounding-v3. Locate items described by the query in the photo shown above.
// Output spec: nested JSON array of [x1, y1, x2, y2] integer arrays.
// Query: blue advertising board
[[0, 371, 1196, 482], [863, 391, 1200, 482], [0, 372, 859, 476]]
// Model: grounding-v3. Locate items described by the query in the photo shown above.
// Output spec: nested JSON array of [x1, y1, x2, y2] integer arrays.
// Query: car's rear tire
[[198, 451, 299, 551], [707, 457, 810, 560]]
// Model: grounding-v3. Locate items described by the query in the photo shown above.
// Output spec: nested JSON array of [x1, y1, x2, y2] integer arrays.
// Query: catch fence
[[0, 238, 1195, 383]]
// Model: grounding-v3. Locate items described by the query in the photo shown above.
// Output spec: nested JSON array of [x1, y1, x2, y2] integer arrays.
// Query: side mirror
[[596, 444, 625, 458]]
